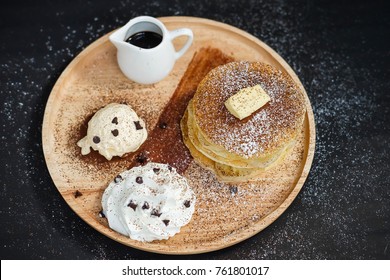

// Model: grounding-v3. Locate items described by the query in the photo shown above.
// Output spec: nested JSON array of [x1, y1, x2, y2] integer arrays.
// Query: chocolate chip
[[153, 168, 160, 174], [112, 117, 118, 125], [159, 122, 168, 129], [98, 210, 106, 218], [128, 200, 137, 211], [229, 186, 238, 195], [142, 202, 150, 210], [136, 152, 148, 165], [114, 175, 123, 183], [167, 165, 173, 172], [111, 129, 119, 137], [74, 190, 82, 198], [93, 136, 100, 144], [184, 200, 191, 208], [134, 121, 143, 130], [163, 219, 170, 226], [151, 209, 162, 217], [136, 176, 143, 184]]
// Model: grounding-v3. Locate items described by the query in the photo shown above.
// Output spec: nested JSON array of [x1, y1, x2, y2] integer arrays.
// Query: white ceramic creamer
[[109, 16, 193, 84]]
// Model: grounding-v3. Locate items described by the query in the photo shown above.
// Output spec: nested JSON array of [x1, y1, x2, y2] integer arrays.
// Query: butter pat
[[225, 84, 271, 120]]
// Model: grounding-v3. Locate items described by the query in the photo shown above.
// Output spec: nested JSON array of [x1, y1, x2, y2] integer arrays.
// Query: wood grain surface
[[42, 16, 315, 254]]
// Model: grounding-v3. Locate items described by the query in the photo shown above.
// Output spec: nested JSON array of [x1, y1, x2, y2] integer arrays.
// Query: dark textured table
[[1, 0, 389, 260]]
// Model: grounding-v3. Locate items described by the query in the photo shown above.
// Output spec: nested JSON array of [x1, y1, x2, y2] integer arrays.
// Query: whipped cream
[[77, 103, 147, 160], [101, 163, 196, 242]]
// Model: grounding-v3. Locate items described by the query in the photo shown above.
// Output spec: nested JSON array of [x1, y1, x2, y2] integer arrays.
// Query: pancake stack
[[181, 61, 306, 182]]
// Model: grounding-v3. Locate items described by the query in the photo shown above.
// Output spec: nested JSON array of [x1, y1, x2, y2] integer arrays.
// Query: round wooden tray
[[42, 16, 315, 254]]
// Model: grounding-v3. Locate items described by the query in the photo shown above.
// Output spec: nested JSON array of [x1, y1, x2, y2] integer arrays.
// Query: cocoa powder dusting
[[74, 47, 233, 174]]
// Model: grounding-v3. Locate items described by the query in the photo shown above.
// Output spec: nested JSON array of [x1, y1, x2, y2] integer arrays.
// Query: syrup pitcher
[[109, 16, 193, 84]]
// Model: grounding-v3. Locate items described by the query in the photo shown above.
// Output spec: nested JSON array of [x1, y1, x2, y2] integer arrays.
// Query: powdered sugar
[[193, 61, 306, 158]]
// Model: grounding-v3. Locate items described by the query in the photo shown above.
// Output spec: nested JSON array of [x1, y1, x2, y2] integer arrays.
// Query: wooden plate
[[42, 16, 315, 254]]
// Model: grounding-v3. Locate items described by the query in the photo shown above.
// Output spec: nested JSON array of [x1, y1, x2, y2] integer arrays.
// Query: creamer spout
[[109, 27, 128, 49]]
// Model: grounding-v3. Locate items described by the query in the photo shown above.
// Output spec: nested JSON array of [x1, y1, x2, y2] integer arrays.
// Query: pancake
[[181, 106, 294, 182], [181, 61, 306, 182]]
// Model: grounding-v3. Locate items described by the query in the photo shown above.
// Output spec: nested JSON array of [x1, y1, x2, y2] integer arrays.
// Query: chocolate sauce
[[125, 31, 162, 49]]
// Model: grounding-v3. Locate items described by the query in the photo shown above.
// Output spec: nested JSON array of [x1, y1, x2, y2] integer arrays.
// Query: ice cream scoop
[[77, 103, 147, 160]]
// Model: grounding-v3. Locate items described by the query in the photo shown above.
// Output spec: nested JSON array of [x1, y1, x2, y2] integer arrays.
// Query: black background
[[1, 0, 389, 259]]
